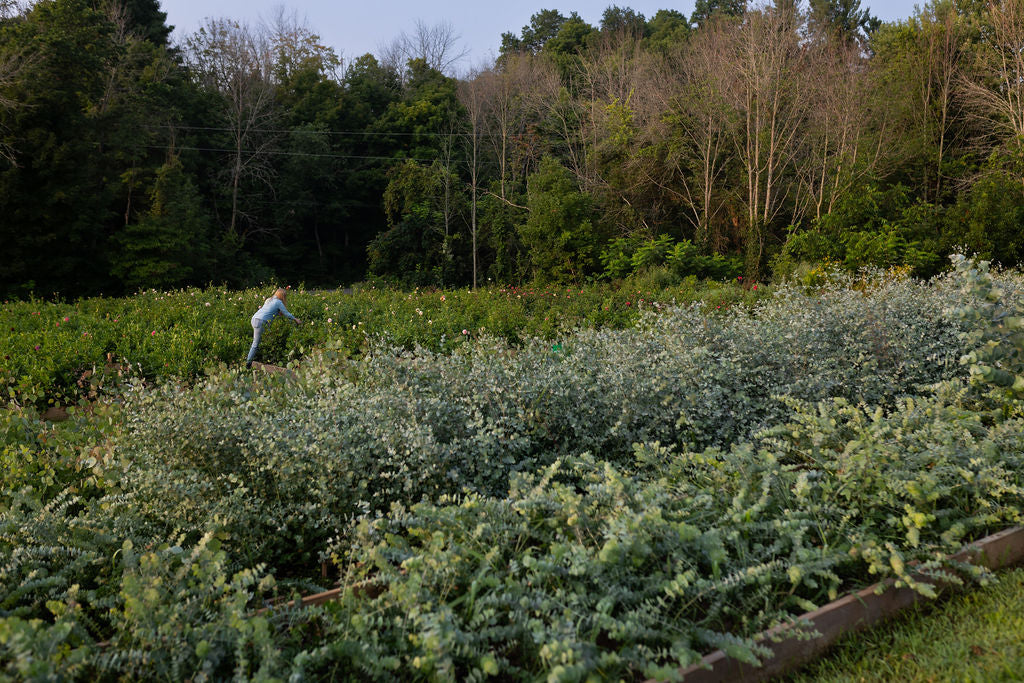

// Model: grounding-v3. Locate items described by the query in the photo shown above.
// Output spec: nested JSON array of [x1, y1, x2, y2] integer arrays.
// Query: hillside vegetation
[[2, 1, 1023, 296]]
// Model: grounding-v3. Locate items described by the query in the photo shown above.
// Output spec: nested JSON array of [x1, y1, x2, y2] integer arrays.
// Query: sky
[[158, 1, 923, 72]]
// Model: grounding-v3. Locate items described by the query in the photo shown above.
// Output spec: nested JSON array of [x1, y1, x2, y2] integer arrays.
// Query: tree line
[[1, 0, 1022, 296]]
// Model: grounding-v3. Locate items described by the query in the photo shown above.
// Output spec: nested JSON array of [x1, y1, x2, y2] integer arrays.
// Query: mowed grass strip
[[784, 568, 1024, 682]]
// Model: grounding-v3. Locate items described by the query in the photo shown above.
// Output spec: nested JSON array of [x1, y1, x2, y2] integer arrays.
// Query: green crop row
[[2, 264, 1022, 681], [0, 276, 764, 408]]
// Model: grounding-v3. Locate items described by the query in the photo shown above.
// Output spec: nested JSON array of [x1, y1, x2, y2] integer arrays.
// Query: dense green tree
[[807, 0, 880, 47], [373, 58, 462, 162], [257, 33, 353, 282], [182, 18, 278, 243], [691, 0, 745, 28], [0, 0, 120, 295], [499, 9, 567, 57], [4, 0, 1024, 296], [342, 54, 401, 126], [542, 13, 597, 81], [946, 170, 1024, 267], [368, 159, 468, 286], [96, 0, 172, 46], [646, 9, 690, 52], [96, 34, 191, 230], [257, 126, 346, 284], [519, 157, 604, 282], [600, 6, 647, 37], [0, 0, 220, 296], [775, 184, 944, 276], [480, 190, 529, 283], [112, 155, 211, 289], [331, 54, 403, 280]]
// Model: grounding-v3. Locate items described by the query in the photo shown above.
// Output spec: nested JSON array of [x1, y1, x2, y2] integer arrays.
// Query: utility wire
[[145, 144, 432, 162], [146, 123, 477, 138], [138, 143, 503, 167]]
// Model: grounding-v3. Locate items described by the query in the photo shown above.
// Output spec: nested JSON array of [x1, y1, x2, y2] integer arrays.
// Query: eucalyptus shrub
[[0, 490, 121, 624], [3, 266, 1024, 680], [0, 526, 301, 682], [107, 271, 968, 577], [7, 388, 1024, 682], [0, 404, 119, 510], [951, 255, 1024, 408], [0, 279, 763, 408], [309, 387, 1024, 681]]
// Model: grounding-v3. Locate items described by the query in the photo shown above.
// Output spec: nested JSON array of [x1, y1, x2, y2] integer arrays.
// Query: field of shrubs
[[0, 277, 763, 409], [3, 261, 1024, 681]]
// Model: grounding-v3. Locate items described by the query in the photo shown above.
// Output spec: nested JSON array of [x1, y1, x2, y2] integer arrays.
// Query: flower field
[[3, 264, 1024, 681], [0, 278, 762, 409]]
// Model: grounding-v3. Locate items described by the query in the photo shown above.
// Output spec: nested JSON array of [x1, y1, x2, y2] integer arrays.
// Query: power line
[[147, 123, 476, 138], [137, 143, 503, 167], [145, 144, 433, 162]]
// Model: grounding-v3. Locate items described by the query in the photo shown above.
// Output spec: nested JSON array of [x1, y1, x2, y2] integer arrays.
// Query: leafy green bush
[[0, 403, 119, 510], [601, 235, 742, 282], [5, 261, 1024, 681], [520, 157, 605, 282], [100, 271, 965, 578], [951, 255, 1024, 412], [316, 389, 1024, 680], [0, 280, 766, 408], [771, 184, 948, 278], [7, 381, 1024, 681]]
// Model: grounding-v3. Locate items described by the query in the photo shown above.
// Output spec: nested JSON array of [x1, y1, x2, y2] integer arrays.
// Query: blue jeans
[[246, 318, 264, 363]]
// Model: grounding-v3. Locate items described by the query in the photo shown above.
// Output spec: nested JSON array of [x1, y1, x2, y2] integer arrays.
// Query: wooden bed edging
[[664, 525, 1024, 683], [255, 587, 342, 615], [256, 578, 387, 614], [253, 527, 1024, 678]]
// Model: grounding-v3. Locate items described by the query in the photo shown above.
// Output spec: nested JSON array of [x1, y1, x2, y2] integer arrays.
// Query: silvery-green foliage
[[0, 490, 119, 622], [110, 271, 968, 571], [7, 383, 1022, 681], [0, 527, 295, 682], [950, 255, 1024, 406], [4, 269, 1024, 681], [99, 533, 284, 682], [634, 270, 965, 447], [310, 389, 1024, 681]]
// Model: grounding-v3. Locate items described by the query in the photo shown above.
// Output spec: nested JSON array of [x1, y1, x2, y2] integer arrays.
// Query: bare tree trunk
[[184, 18, 279, 243], [437, 126, 456, 288], [231, 143, 242, 235], [724, 6, 807, 278], [313, 221, 323, 265], [124, 162, 136, 226], [897, 4, 966, 202], [961, 0, 1024, 182], [458, 72, 487, 288], [931, 10, 961, 200], [472, 137, 478, 289], [655, 22, 734, 250]]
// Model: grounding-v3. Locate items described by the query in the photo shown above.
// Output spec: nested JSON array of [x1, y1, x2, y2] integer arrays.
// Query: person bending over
[[246, 288, 301, 368]]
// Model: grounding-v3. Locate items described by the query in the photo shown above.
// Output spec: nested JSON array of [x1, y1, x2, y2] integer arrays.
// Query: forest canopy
[[1, 0, 1023, 296]]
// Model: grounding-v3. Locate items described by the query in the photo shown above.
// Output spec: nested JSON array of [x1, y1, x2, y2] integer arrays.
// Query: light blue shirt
[[252, 297, 296, 325]]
